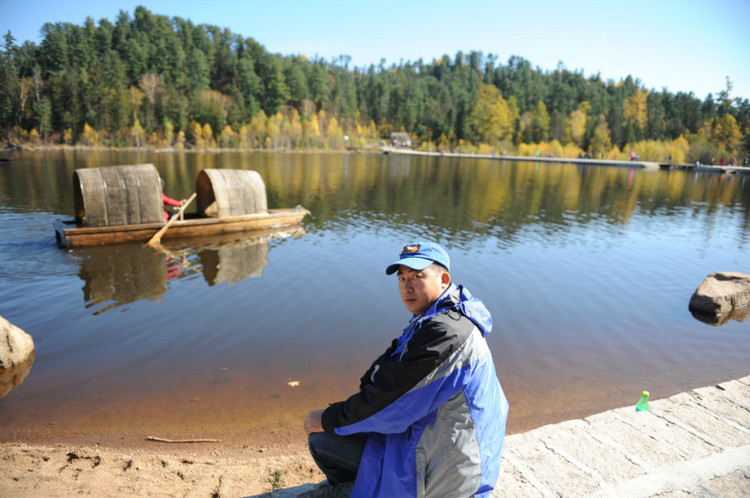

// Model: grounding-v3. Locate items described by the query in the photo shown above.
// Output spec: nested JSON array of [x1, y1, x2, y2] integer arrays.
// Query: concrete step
[[494, 376, 750, 497]]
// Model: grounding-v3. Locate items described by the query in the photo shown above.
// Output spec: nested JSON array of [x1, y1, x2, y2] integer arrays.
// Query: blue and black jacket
[[321, 284, 509, 497]]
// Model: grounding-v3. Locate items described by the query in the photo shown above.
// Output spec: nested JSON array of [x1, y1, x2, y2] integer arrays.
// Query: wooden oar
[[143, 192, 197, 247]]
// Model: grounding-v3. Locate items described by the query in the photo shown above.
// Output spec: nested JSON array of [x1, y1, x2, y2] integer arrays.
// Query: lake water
[[1, 149, 748, 449]]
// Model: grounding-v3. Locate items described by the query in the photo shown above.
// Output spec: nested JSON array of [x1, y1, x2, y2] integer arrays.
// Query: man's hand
[[304, 409, 325, 434]]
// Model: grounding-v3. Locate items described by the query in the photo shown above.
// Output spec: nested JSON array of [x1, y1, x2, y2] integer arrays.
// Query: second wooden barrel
[[196, 169, 268, 217], [73, 164, 163, 227]]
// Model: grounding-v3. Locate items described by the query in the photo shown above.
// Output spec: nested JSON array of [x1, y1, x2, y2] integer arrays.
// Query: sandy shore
[[4, 374, 750, 497], [0, 439, 324, 497]]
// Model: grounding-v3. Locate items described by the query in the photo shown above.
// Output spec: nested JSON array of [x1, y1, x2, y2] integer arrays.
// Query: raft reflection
[[76, 226, 305, 313], [167, 226, 305, 286]]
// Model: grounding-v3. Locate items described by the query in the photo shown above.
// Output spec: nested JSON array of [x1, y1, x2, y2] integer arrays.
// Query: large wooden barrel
[[73, 164, 163, 227], [196, 169, 268, 217]]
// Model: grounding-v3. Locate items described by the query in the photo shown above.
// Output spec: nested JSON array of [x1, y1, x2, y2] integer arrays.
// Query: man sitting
[[304, 241, 509, 497]]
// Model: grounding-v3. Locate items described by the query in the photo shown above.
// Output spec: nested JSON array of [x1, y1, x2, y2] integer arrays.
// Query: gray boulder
[[689, 272, 750, 317], [0, 315, 35, 398]]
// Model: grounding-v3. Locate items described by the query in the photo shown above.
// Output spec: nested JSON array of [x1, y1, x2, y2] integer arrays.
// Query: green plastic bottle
[[636, 391, 650, 412]]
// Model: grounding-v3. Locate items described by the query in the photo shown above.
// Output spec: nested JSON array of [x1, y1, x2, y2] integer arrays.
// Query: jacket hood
[[391, 284, 493, 361], [439, 284, 493, 336], [408, 283, 493, 337]]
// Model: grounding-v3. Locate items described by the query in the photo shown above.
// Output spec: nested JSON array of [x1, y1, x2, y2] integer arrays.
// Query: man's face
[[397, 264, 450, 315]]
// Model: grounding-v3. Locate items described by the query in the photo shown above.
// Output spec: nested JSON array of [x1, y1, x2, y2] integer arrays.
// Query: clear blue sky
[[2, 0, 749, 101]]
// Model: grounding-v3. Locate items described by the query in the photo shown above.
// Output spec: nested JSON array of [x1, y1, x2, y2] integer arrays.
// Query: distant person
[[720, 157, 725, 166], [304, 242, 509, 497], [160, 179, 186, 221], [630, 151, 636, 161]]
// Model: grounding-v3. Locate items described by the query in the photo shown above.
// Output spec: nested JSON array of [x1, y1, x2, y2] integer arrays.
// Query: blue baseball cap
[[385, 242, 451, 275]]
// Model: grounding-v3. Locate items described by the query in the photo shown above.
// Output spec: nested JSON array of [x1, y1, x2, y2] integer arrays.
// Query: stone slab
[[490, 376, 750, 498]]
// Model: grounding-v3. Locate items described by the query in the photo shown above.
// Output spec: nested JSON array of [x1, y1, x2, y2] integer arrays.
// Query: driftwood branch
[[146, 436, 221, 443]]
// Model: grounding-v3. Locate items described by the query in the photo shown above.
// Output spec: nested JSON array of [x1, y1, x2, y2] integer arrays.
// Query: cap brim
[[385, 257, 433, 275]]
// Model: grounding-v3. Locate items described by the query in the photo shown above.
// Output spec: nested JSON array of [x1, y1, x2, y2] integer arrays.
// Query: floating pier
[[382, 146, 750, 174]]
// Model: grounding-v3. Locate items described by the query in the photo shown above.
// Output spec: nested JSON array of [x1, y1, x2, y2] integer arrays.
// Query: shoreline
[[2, 143, 375, 155], [2, 373, 748, 497], [7, 144, 750, 174]]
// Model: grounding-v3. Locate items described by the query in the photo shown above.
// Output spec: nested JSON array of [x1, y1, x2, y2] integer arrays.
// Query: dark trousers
[[308, 431, 369, 485]]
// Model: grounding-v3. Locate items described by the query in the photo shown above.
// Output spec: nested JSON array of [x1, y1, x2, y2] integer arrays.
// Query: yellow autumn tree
[[163, 118, 174, 147], [266, 112, 283, 149], [175, 130, 186, 149], [190, 121, 204, 148], [238, 124, 249, 148], [285, 108, 303, 148], [302, 112, 321, 148], [129, 86, 144, 124], [249, 111, 267, 148], [568, 101, 590, 147], [326, 117, 345, 149], [529, 100, 551, 143], [712, 114, 742, 151], [131, 119, 144, 147], [624, 89, 648, 132], [220, 125, 235, 148], [80, 123, 99, 146], [202, 123, 215, 148], [364, 119, 378, 139], [469, 83, 513, 145], [589, 117, 612, 158]]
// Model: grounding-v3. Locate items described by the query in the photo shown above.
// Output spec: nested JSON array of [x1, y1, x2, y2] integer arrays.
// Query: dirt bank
[[0, 440, 323, 497]]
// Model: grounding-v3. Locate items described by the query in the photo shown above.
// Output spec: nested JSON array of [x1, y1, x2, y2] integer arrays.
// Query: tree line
[[1, 5, 748, 163]]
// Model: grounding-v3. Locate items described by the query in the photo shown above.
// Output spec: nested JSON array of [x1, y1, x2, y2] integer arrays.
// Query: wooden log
[[145, 436, 221, 443]]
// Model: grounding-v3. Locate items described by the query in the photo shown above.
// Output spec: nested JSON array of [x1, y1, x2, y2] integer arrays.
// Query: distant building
[[390, 132, 412, 148]]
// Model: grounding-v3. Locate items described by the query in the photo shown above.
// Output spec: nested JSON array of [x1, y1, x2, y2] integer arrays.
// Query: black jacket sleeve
[[321, 310, 472, 434]]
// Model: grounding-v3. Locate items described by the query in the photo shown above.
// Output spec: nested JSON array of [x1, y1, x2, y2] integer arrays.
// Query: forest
[[1, 5, 748, 163]]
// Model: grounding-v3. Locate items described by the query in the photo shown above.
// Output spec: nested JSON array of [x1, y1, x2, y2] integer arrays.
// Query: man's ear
[[441, 271, 451, 287]]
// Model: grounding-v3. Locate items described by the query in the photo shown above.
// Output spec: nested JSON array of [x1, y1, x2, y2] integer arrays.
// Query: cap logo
[[402, 244, 420, 254]]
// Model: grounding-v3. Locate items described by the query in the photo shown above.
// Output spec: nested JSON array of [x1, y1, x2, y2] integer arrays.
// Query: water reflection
[[75, 227, 304, 314], [2, 151, 749, 243], [0, 351, 35, 399], [78, 244, 167, 313], [691, 307, 750, 327], [1, 150, 750, 445], [196, 235, 268, 285], [166, 226, 305, 286]]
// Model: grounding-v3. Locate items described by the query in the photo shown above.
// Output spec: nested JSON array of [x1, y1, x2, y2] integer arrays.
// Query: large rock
[[0, 315, 34, 369], [0, 315, 35, 398], [689, 272, 750, 317]]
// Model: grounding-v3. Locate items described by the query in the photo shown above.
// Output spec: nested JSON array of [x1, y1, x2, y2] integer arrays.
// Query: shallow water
[[1, 150, 748, 448]]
